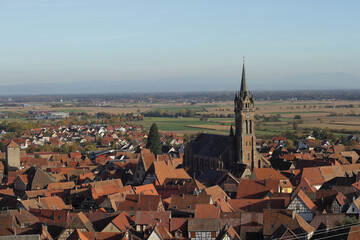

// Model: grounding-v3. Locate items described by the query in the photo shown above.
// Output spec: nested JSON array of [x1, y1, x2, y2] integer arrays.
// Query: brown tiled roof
[[194, 204, 219, 219], [203, 185, 229, 204], [90, 179, 123, 189], [152, 161, 191, 185], [39, 196, 72, 210], [236, 179, 279, 199], [116, 194, 162, 212], [168, 195, 211, 211], [169, 218, 187, 233], [0, 188, 15, 196], [188, 218, 220, 232], [68, 229, 89, 240], [335, 192, 347, 206], [251, 168, 287, 180], [135, 211, 171, 230], [47, 181, 75, 191], [263, 209, 293, 237], [295, 190, 317, 213], [134, 184, 158, 195], [66, 212, 95, 231], [141, 150, 157, 171], [228, 199, 285, 212], [300, 167, 325, 186], [0, 215, 13, 235], [82, 232, 124, 240], [292, 177, 317, 196], [111, 212, 132, 232], [290, 213, 315, 234], [7, 140, 19, 148], [11, 209, 39, 226], [30, 167, 57, 190]]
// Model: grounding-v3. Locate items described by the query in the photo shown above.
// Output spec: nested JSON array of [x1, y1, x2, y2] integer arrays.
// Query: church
[[184, 62, 261, 177]]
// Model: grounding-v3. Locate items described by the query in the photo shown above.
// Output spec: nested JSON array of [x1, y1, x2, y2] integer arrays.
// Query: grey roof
[[190, 133, 229, 158]]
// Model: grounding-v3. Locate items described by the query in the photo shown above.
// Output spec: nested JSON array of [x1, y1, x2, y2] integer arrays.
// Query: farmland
[[1, 99, 360, 137]]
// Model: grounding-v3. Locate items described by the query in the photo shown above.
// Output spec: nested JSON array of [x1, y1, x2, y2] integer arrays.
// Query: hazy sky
[[1, 1, 359, 89]]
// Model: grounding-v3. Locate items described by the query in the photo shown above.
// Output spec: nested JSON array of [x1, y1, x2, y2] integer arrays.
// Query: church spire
[[229, 125, 234, 137], [240, 58, 248, 93]]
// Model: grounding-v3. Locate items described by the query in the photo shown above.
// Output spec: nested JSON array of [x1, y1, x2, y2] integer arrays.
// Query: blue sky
[[1, 1, 359, 90]]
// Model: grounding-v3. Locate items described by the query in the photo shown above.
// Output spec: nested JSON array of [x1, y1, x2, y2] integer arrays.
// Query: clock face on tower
[[246, 113, 250, 118]]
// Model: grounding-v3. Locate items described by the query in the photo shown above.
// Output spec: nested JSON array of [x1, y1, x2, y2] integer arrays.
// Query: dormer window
[[187, 205, 191, 210], [173, 205, 177, 210]]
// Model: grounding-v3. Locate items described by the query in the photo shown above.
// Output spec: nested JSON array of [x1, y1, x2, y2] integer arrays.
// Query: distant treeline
[[2, 89, 360, 103]]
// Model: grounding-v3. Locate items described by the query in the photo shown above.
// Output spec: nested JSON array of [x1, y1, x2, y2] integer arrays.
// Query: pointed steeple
[[229, 125, 234, 137], [240, 58, 248, 93]]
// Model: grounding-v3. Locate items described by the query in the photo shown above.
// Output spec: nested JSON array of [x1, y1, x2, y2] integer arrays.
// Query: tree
[[146, 123, 162, 155]]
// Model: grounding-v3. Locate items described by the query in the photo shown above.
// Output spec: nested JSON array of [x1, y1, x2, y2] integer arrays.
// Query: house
[[346, 197, 360, 217], [102, 211, 132, 233], [249, 168, 288, 181], [147, 224, 173, 240], [168, 195, 212, 217], [216, 224, 241, 240], [327, 192, 348, 213], [263, 209, 294, 238], [142, 160, 191, 186], [20, 196, 72, 211], [116, 194, 164, 214], [188, 218, 220, 240], [269, 213, 315, 240], [134, 211, 171, 232], [133, 149, 157, 185], [287, 190, 317, 222], [292, 177, 317, 196], [236, 179, 280, 199], [58, 212, 95, 240]]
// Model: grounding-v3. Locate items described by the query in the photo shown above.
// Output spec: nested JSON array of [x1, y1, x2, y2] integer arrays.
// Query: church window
[[247, 153, 250, 160], [249, 120, 252, 134], [245, 120, 248, 134], [246, 141, 247, 146]]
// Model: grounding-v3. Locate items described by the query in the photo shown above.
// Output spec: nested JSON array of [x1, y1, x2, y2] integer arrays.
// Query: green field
[[130, 117, 233, 133]]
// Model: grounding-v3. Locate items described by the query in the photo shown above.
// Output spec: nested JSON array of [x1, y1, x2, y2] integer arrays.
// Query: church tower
[[234, 60, 256, 169]]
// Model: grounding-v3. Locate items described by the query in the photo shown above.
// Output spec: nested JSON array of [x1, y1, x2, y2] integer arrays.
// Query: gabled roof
[[47, 181, 75, 191], [228, 199, 285, 212], [110, 212, 132, 232], [263, 209, 293, 237], [30, 167, 57, 190], [236, 179, 279, 199], [294, 190, 317, 213], [335, 192, 347, 206], [194, 204, 219, 219], [290, 213, 315, 234], [251, 168, 288, 181], [135, 211, 170, 230], [152, 161, 191, 185], [168, 195, 211, 211], [134, 184, 158, 195], [300, 168, 325, 186], [66, 212, 95, 231], [67, 229, 89, 240], [7, 140, 20, 148], [292, 177, 317, 196], [150, 224, 173, 240], [203, 185, 229, 204]]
